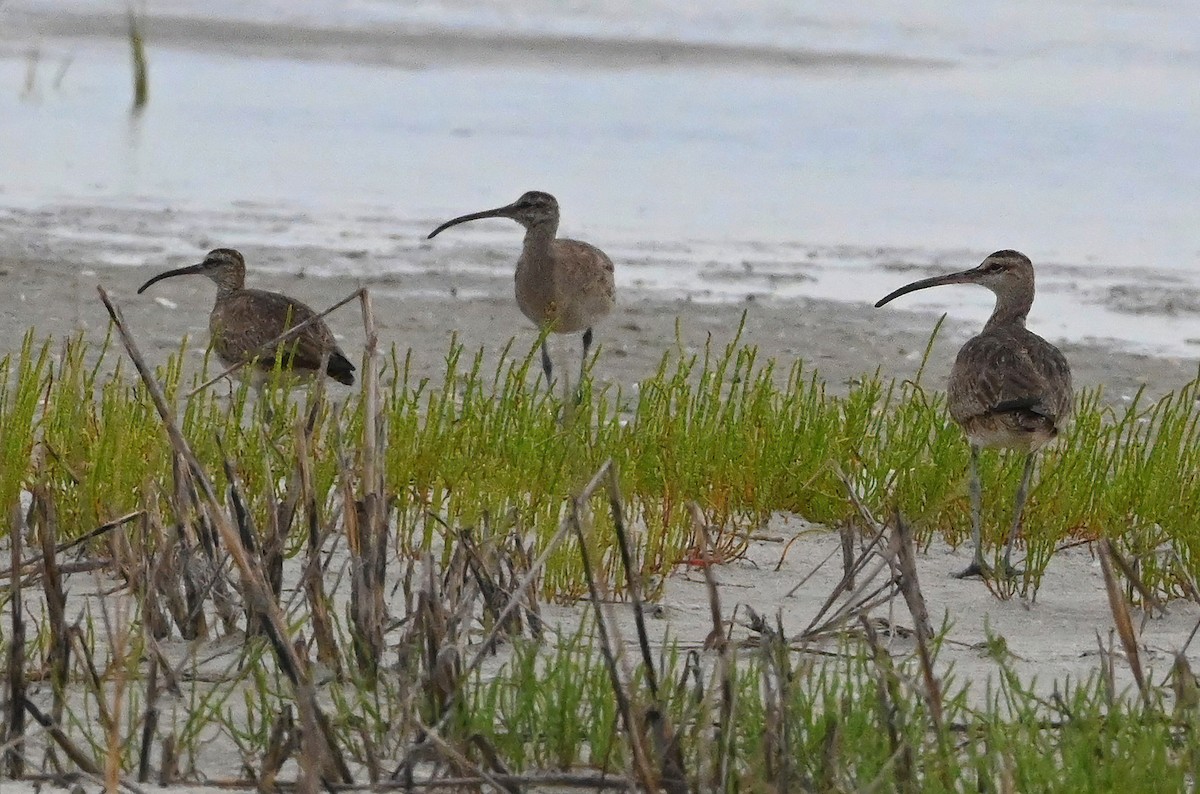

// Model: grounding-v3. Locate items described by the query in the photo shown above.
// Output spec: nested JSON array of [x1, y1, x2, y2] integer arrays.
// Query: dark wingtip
[[328, 352, 356, 386], [988, 396, 1048, 418]]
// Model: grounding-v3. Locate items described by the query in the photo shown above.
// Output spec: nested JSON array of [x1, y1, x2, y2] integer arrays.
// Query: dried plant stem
[[0, 510, 143, 581], [891, 514, 942, 725], [34, 484, 69, 775], [5, 501, 27, 778], [23, 700, 100, 776], [861, 616, 917, 793], [403, 461, 620, 781], [127, 8, 149, 111], [137, 654, 159, 783], [688, 502, 735, 791], [607, 467, 686, 793], [351, 288, 387, 675], [1099, 539, 1148, 705], [98, 286, 352, 787], [570, 480, 657, 792]]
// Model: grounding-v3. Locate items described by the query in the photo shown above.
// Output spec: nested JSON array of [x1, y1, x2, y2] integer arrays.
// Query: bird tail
[[989, 396, 1051, 419], [327, 352, 356, 386], [989, 396, 1058, 435]]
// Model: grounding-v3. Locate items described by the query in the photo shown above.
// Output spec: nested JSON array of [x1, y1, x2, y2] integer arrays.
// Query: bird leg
[[1002, 453, 1037, 574], [580, 327, 593, 383], [575, 327, 594, 404], [955, 445, 988, 579], [541, 341, 554, 385]]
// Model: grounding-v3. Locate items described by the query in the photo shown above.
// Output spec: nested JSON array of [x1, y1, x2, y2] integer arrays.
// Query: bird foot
[[953, 561, 990, 580], [954, 560, 1022, 581]]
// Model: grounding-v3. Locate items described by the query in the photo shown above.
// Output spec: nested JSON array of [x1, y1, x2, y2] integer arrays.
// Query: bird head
[[427, 191, 561, 238], [138, 248, 246, 295], [874, 250, 1035, 308]]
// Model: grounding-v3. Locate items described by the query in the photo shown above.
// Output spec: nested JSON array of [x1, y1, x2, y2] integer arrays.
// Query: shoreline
[[0, 10, 950, 71]]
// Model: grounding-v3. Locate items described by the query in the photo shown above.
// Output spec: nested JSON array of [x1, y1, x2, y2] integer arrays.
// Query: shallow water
[[1, 1, 1198, 354]]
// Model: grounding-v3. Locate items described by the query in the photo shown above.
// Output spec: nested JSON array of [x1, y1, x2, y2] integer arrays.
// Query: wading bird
[[427, 191, 615, 388], [874, 250, 1072, 578], [138, 248, 355, 389]]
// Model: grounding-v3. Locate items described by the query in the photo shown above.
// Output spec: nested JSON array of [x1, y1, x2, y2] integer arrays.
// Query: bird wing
[[212, 289, 345, 374], [947, 328, 1072, 427], [553, 239, 616, 329]]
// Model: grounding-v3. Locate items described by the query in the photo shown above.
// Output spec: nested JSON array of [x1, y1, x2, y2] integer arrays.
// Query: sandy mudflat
[[1, 248, 1194, 403]]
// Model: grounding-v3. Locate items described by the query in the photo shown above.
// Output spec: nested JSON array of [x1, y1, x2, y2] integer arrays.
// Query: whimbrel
[[138, 248, 356, 389], [427, 191, 615, 388], [875, 250, 1072, 578]]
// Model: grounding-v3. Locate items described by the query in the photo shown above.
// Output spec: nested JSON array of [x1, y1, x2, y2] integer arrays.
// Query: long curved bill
[[137, 262, 206, 294], [427, 204, 515, 239], [874, 269, 976, 308]]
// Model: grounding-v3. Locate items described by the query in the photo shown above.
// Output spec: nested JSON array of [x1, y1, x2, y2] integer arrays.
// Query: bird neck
[[211, 281, 237, 300], [983, 289, 1033, 331], [520, 222, 558, 269], [210, 270, 245, 298]]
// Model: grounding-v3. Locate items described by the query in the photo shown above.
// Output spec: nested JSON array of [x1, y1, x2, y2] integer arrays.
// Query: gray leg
[[575, 327, 595, 404], [955, 445, 986, 579], [580, 327, 594, 383], [541, 341, 553, 384], [1003, 453, 1037, 573]]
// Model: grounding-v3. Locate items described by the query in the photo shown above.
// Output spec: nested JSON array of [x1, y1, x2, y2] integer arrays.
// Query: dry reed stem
[[297, 417, 342, 677], [54, 772, 635, 790], [840, 522, 856, 588], [1105, 541, 1165, 616], [98, 286, 352, 787], [259, 706, 298, 792], [888, 512, 945, 725], [136, 655, 159, 783], [351, 287, 388, 676], [414, 459, 616, 751], [607, 467, 686, 794], [1171, 653, 1200, 717], [5, 501, 27, 778], [1099, 539, 1148, 705], [860, 616, 916, 792], [411, 719, 512, 793], [33, 484, 70, 775], [0, 510, 143, 581], [127, 8, 148, 111], [158, 733, 178, 785], [687, 502, 736, 791], [890, 513, 953, 787], [22, 700, 100, 776], [569, 464, 657, 792], [797, 520, 896, 643]]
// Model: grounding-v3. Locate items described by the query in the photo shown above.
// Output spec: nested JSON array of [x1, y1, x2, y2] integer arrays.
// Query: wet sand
[[2, 244, 1194, 402]]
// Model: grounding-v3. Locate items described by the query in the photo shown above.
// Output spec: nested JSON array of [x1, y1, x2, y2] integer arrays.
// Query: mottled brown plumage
[[875, 250, 1072, 578], [427, 191, 615, 385], [138, 248, 355, 387]]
